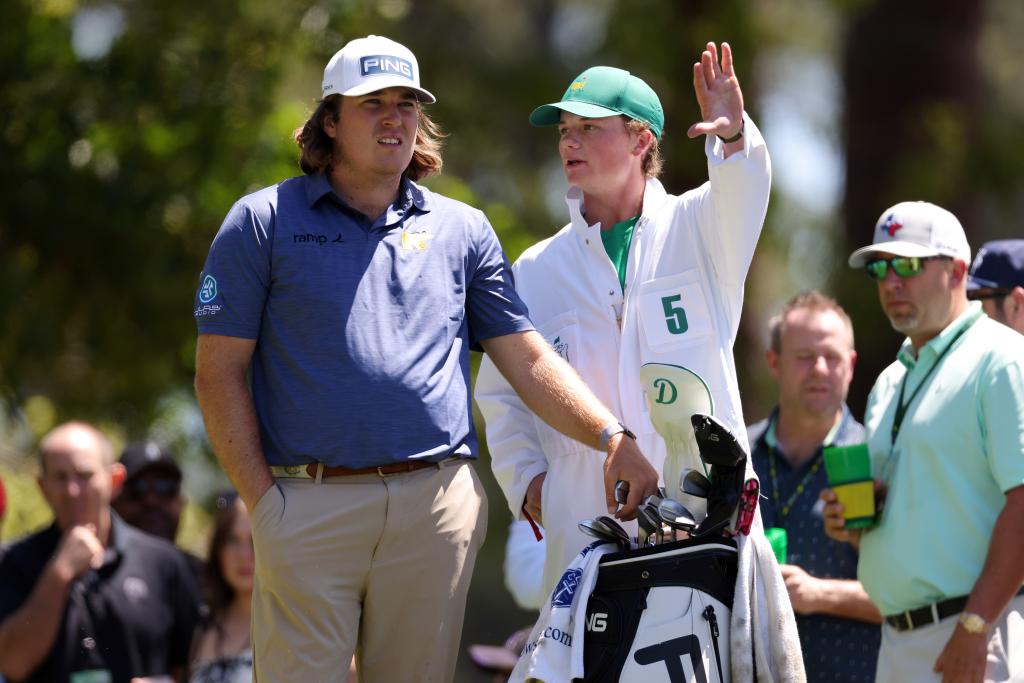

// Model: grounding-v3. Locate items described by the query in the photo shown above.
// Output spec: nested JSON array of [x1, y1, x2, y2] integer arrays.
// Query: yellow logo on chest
[[401, 230, 432, 252]]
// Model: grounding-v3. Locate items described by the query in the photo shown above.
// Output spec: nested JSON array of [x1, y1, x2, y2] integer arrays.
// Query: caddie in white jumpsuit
[[476, 42, 772, 597]]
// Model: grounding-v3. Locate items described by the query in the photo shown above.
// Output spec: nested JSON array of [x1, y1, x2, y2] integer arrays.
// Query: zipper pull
[[702, 604, 719, 637]]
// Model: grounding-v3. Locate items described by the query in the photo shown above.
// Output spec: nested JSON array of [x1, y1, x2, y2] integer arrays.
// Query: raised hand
[[687, 41, 744, 141]]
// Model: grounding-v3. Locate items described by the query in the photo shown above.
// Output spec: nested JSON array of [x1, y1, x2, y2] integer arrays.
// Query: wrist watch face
[[960, 613, 989, 634]]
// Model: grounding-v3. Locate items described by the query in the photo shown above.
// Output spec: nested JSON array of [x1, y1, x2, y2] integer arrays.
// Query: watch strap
[[599, 421, 636, 450]]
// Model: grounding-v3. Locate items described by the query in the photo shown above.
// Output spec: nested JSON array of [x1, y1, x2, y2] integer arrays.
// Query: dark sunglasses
[[864, 256, 949, 281], [124, 478, 180, 499]]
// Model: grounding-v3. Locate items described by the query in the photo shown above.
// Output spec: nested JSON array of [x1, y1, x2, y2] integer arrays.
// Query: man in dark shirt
[[748, 291, 881, 681], [112, 441, 205, 589], [0, 422, 200, 683]]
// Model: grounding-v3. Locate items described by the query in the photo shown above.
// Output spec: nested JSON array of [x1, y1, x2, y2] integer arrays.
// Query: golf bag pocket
[[579, 536, 737, 683]]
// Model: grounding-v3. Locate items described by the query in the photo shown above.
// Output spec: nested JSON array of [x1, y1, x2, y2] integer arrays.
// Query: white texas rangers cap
[[848, 201, 971, 268], [322, 35, 435, 103]]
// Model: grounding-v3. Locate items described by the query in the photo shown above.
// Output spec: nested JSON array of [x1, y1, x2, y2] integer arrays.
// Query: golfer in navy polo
[[193, 35, 658, 682]]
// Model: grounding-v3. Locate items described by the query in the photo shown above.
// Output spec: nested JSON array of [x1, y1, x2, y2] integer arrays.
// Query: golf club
[[657, 498, 697, 534], [579, 518, 629, 550], [679, 467, 710, 522], [595, 515, 632, 548]]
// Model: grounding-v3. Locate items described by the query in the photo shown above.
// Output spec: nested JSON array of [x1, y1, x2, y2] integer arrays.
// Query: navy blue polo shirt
[[749, 406, 880, 683], [0, 515, 200, 683], [194, 173, 533, 468]]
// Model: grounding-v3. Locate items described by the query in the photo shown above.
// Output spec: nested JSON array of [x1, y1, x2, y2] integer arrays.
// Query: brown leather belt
[[270, 459, 444, 480]]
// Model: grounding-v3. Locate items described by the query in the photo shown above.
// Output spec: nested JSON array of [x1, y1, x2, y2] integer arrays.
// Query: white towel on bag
[[509, 540, 614, 683], [730, 526, 806, 682]]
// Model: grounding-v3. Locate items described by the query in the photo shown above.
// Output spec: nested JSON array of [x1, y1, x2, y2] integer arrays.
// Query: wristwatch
[[599, 421, 637, 450], [958, 612, 992, 635]]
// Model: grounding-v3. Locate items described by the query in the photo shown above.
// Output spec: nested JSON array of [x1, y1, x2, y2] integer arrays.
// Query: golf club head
[[657, 498, 696, 531], [640, 363, 713, 503], [678, 468, 710, 522], [578, 519, 626, 549], [689, 413, 751, 539], [595, 515, 631, 544], [680, 468, 711, 497], [690, 413, 746, 467]]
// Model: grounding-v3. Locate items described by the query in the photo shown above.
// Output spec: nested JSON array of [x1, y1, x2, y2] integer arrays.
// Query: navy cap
[[119, 441, 182, 482], [967, 239, 1024, 292]]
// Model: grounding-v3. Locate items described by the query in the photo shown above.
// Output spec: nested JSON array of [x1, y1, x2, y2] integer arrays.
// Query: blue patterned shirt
[[749, 406, 880, 682]]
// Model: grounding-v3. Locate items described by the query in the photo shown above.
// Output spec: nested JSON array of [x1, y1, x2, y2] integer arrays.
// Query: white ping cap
[[848, 201, 971, 268], [322, 35, 435, 103]]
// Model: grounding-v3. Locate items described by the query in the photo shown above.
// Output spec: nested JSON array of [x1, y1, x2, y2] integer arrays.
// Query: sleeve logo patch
[[198, 275, 218, 303]]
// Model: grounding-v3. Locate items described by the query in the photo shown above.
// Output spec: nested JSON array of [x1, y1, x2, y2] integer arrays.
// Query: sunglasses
[[864, 256, 949, 281], [124, 478, 180, 499]]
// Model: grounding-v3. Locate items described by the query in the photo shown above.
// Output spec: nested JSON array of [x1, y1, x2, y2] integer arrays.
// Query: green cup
[[823, 443, 875, 529], [765, 527, 787, 564]]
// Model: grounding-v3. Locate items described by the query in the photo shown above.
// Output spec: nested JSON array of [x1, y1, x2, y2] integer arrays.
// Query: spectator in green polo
[[823, 201, 1024, 682]]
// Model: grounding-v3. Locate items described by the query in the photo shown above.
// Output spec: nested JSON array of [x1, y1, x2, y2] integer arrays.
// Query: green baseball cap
[[529, 66, 664, 140]]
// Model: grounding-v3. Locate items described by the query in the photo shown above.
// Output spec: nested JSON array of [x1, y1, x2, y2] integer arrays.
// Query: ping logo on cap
[[569, 79, 587, 91], [360, 55, 413, 79]]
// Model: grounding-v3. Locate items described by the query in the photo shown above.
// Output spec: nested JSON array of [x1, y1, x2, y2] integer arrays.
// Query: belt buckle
[[283, 465, 306, 477]]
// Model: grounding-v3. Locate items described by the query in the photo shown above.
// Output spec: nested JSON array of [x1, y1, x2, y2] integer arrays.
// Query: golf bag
[[578, 535, 738, 683]]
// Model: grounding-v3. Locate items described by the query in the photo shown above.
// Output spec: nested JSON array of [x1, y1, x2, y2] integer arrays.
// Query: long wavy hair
[[293, 94, 444, 180]]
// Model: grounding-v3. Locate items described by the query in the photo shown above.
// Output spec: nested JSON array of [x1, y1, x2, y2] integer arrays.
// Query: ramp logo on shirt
[[653, 377, 677, 405], [880, 213, 903, 237], [199, 275, 218, 303], [552, 568, 582, 608], [401, 229, 432, 252]]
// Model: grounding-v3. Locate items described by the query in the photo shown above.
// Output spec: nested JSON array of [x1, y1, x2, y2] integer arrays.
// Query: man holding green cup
[[825, 201, 1024, 682]]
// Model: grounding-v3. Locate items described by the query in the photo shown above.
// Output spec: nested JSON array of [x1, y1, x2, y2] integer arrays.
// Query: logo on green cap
[[529, 66, 664, 140]]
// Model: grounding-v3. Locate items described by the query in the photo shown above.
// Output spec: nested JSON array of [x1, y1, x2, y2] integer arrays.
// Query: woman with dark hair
[[189, 493, 253, 683]]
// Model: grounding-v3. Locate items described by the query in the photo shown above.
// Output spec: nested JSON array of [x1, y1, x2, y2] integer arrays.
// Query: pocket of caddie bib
[[636, 269, 714, 353]]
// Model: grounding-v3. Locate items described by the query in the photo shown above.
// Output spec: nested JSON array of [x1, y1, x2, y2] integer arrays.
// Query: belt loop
[[315, 462, 324, 484], [931, 603, 940, 625], [905, 612, 913, 631]]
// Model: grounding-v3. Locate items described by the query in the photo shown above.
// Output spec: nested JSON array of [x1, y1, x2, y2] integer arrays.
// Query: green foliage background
[[2, 0, 1024, 679]]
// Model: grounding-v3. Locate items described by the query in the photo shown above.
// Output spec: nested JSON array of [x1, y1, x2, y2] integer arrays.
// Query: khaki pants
[[876, 595, 1024, 682], [250, 460, 487, 683]]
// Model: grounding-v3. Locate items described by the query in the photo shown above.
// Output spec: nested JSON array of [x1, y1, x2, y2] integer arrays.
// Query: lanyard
[[889, 317, 976, 447], [767, 445, 824, 521]]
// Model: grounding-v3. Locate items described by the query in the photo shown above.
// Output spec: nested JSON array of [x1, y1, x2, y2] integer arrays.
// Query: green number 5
[[661, 294, 688, 334]]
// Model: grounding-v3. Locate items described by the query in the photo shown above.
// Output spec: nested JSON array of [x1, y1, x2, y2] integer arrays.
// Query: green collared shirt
[[859, 302, 1024, 616]]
